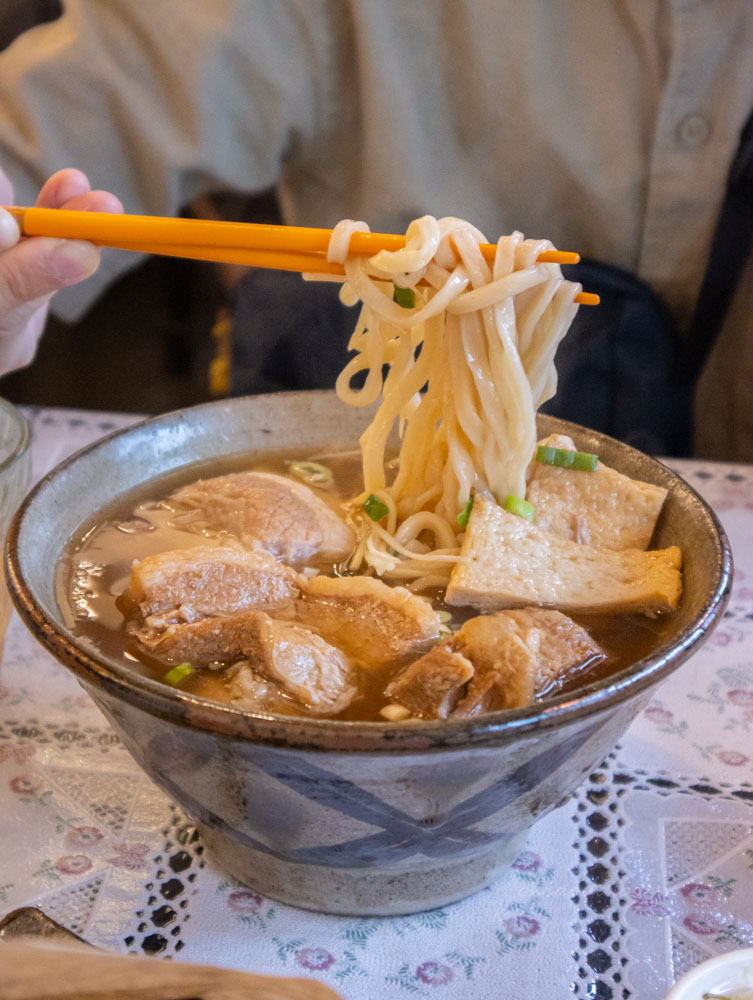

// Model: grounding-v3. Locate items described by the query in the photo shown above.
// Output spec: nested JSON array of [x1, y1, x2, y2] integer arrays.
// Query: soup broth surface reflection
[[60, 449, 673, 721]]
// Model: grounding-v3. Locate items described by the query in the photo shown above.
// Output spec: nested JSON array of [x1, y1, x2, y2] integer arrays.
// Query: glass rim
[[0, 397, 30, 475]]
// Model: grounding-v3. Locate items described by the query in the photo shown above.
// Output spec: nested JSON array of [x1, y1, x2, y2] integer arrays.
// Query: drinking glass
[[0, 398, 31, 655]]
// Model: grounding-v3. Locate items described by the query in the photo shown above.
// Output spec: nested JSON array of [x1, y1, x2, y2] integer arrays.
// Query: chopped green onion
[[288, 460, 333, 485], [362, 493, 389, 521], [457, 496, 474, 530], [163, 662, 195, 687], [535, 445, 598, 472], [393, 285, 415, 309], [504, 495, 535, 522]]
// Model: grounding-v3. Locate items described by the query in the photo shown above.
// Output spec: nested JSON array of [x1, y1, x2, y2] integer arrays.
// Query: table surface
[[1, 406, 752, 1000]]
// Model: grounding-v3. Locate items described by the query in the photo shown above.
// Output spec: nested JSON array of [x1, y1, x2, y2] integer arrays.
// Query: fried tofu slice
[[528, 434, 667, 550], [169, 471, 355, 564], [128, 544, 300, 620], [386, 607, 605, 718], [296, 574, 440, 666], [445, 495, 682, 614]]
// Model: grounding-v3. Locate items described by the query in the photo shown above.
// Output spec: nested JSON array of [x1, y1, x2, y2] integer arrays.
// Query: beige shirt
[[0, 0, 751, 457]]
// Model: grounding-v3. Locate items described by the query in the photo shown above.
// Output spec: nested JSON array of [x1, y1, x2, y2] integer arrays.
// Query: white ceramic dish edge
[[666, 948, 753, 999]]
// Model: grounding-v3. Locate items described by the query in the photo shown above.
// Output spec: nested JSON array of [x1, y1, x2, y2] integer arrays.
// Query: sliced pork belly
[[296, 575, 440, 666], [452, 630, 535, 716], [384, 645, 474, 719], [453, 608, 604, 715], [134, 608, 271, 664], [225, 662, 292, 714], [498, 608, 605, 690], [445, 495, 682, 614], [128, 543, 300, 620], [136, 604, 355, 714], [237, 611, 356, 714], [385, 607, 604, 718], [528, 434, 667, 550], [169, 471, 355, 564]]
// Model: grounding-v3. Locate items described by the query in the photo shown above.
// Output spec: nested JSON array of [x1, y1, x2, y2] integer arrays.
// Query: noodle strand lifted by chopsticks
[[307, 215, 582, 587]]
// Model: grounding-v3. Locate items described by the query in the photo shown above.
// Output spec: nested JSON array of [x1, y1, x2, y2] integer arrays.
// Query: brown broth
[[59, 448, 675, 721]]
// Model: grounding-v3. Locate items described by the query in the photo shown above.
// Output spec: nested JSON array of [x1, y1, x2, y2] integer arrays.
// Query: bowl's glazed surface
[[5, 392, 732, 914]]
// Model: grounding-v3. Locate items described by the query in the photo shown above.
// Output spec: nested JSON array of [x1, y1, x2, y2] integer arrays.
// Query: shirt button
[[676, 113, 711, 148]]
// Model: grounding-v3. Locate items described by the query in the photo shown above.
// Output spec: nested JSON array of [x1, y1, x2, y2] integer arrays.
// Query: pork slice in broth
[[453, 608, 605, 716], [498, 608, 606, 691], [384, 645, 474, 719], [225, 663, 290, 714], [128, 543, 300, 621], [386, 607, 605, 719], [296, 575, 441, 667], [169, 471, 355, 564], [134, 608, 277, 665], [228, 611, 357, 714]]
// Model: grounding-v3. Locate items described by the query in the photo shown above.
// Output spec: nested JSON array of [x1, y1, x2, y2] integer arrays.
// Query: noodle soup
[[61, 447, 675, 723]]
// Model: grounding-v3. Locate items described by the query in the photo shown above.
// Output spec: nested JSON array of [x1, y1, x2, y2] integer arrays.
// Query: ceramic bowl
[[5, 391, 732, 915]]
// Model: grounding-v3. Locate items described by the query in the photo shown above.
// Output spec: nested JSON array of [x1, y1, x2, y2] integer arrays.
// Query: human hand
[[0, 166, 123, 373]]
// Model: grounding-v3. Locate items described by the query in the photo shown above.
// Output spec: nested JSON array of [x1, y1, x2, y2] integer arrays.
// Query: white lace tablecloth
[[1, 406, 752, 1000]]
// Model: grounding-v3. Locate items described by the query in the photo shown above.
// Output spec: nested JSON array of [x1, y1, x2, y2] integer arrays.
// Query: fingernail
[[48, 240, 98, 281], [0, 207, 20, 249]]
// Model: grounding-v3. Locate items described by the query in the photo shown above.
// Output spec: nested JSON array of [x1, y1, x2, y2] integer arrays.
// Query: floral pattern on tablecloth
[[1, 410, 752, 999]]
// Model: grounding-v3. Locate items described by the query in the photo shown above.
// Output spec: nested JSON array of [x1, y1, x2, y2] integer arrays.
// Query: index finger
[[36, 169, 123, 215], [36, 168, 92, 209]]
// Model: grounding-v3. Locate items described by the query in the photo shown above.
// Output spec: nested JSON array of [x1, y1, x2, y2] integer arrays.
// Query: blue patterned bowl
[[5, 392, 732, 914]]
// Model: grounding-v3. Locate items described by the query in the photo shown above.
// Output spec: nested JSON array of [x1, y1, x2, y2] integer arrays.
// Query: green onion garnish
[[457, 496, 474, 530], [535, 445, 598, 472], [288, 460, 333, 485], [393, 285, 415, 309], [163, 662, 195, 687], [504, 495, 535, 521], [362, 494, 389, 521]]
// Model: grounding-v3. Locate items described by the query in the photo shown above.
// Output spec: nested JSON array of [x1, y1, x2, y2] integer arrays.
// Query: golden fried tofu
[[446, 495, 682, 614], [528, 434, 667, 550]]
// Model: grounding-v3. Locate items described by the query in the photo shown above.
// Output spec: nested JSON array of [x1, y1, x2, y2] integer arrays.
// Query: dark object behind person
[[0, 1, 61, 51], [543, 260, 692, 457], [236, 106, 753, 459]]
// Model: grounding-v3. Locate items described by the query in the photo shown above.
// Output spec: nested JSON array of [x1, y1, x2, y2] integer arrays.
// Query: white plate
[[666, 949, 753, 999]]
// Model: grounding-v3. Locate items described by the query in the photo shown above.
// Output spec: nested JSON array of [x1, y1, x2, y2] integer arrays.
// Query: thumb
[[0, 235, 100, 318]]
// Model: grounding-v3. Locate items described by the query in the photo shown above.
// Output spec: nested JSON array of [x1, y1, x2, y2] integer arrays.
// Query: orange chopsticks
[[4, 207, 599, 304]]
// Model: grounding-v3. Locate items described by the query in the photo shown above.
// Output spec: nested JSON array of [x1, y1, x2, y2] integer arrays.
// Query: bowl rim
[[5, 392, 733, 753]]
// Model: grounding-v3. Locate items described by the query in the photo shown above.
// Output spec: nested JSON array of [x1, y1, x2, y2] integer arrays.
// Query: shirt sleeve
[[0, 0, 328, 316]]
